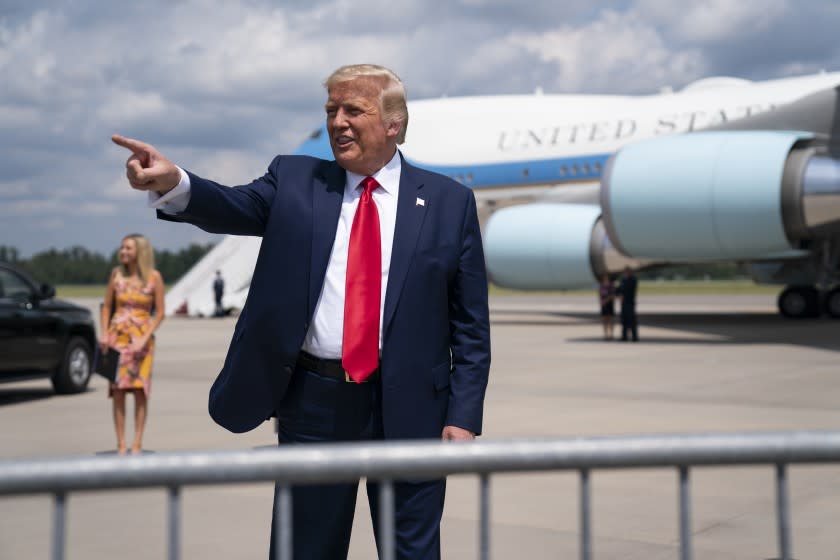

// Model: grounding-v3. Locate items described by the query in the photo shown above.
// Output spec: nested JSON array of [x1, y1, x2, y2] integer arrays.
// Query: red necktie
[[342, 176, 381, 383]]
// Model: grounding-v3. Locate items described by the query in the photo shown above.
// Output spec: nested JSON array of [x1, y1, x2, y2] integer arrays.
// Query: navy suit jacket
[[618, 275, 638, 310], [160, 153, 491, 440]]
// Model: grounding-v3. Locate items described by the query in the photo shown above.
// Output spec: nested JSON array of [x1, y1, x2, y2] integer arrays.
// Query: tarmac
[[1, 293, 839, 559]]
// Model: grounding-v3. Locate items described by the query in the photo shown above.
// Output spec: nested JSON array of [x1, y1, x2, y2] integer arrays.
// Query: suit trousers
[[621, 306, 638, 341], [269, 368, 446, 560]]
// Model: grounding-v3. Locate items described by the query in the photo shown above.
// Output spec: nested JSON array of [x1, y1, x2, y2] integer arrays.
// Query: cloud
[[634, 0, 789, 42], [0, 105, 41, 128], [79, 201, 117, 216], [30, 217, 65, 232], [0, 179, 31, 197], [97, 92, 168, 125], [510, 9, 706, 93], [0, 197, 62, 216], [0, 11, 58, 102], [2, 0, 840, 257]]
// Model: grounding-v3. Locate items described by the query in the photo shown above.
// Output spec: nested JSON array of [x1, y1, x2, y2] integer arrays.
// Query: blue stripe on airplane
[[418, 154, 610, 189], [294, 126, 611, 189]]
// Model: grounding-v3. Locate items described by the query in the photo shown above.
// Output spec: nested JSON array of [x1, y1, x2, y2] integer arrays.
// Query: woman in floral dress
[[100, 234, 165, 455]]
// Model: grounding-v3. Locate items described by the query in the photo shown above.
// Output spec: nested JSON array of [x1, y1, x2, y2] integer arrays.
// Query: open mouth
[[335, 135, 355, 148]]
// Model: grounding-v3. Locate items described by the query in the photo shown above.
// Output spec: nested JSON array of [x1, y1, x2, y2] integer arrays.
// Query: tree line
[[0, 243, 746, 287], [638, 262, 748, 281], [0, 244, 214, 285]]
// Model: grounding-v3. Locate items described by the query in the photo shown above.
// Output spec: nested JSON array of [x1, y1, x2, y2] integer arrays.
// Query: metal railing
[[2, 430, 840, 560]]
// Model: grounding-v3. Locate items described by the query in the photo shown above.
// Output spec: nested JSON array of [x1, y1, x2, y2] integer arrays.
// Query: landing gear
[[777, 285, 840, 318], [762, 238, 840, 318], [777, 286, 820, 318]]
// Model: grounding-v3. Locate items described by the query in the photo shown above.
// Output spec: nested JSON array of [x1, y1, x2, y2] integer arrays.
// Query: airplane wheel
[[824, 288, 840, 318], [777, 286, 820, 318]]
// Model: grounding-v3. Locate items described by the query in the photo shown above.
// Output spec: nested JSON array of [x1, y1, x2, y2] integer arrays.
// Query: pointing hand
[[112, 134, 181, 193]]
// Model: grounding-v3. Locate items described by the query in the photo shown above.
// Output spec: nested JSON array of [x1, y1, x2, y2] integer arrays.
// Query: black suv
[[0, 261, 96, 393]]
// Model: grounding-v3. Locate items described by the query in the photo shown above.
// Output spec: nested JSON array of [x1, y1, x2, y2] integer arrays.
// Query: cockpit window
[[308, 128, 323, 140]]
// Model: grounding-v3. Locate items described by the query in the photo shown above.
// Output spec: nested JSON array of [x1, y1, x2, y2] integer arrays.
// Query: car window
[[0, 269, 33, 300]]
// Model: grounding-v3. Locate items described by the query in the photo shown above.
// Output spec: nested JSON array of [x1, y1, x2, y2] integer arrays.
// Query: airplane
[[164, 71, 840, 319]]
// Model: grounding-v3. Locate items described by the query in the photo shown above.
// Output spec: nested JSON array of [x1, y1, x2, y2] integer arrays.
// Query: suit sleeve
[[156, 157, 281, 236], [446, 190, 491, 435]]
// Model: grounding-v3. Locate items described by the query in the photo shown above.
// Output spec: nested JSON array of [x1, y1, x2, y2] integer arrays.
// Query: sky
[[3, 0, 840, 257]]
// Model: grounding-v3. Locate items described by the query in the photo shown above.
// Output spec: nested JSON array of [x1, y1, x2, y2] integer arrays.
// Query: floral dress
[[106, 275, 156, 397], [599, 283, 615, 317]]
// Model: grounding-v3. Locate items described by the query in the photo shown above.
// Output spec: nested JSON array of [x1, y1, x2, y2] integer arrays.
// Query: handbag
[[93, 346, 120, 382]]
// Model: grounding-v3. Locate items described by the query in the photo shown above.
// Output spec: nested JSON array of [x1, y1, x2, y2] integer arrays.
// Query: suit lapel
[[383, 158, 427, 333], [308, 162, 346, 320]]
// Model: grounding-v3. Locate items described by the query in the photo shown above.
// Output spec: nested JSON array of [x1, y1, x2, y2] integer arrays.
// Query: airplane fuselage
[[398, 72, 840, 193]]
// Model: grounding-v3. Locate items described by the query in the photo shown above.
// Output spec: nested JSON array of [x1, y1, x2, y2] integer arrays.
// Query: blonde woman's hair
[[120, 233, 155, 283], [324, 64, 409, 144]]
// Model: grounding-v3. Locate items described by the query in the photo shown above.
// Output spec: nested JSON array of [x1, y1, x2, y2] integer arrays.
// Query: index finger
[[111, 134, 150, 155]]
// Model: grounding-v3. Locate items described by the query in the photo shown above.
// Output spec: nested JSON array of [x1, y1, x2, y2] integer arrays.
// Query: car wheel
[[825, 287, 840, 318], [52, 336, 93, 394]]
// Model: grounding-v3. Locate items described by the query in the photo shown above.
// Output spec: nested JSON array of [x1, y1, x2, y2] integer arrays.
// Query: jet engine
[[483, 130, 840, 294], [601, 130, 840, 259], [483, 203, 641, 289]]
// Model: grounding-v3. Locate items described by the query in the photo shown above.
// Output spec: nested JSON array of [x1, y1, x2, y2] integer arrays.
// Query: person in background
[[617, 266, 639, 342], [112, 63, 490, 560], [213, 269, 225, 317], [99, 233, 165, 454], [598, 273, 616, 340]]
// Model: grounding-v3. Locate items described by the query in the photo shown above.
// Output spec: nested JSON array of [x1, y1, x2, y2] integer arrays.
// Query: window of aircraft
[[466, 173, 474, 183], [559, 165, 567, 176], [308, 128, 322, 140], [569, 165, 578, 176], [522, 168, 529, 178], [593, 162, 602, 173], [581, 164, 590, 175]]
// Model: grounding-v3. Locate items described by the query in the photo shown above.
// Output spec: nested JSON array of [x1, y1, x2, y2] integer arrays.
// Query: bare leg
[[112, 389, 127, 454], [131, 390, 148, 454]]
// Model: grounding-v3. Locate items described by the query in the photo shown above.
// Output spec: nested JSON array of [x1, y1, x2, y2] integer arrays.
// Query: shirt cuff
[[147, 166, 191, 213]]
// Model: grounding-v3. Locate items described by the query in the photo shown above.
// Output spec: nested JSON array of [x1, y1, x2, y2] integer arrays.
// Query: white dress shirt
[[149, 151, 401, 359]]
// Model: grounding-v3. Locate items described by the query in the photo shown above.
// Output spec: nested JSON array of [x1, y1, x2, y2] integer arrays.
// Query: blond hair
[[120, 233, 155, 283], [324, 64, 409, 144]]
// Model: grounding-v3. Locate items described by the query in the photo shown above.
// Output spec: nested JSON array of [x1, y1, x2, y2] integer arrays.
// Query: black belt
[[296, 351, 380, 383]]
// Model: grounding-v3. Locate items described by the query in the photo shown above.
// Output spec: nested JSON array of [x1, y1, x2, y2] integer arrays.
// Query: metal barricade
[[2, 431, 840, 560]]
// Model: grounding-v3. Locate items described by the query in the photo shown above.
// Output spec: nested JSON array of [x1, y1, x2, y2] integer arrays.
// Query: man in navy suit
[[113, 64, 491, 559], [617, 266, 639, 342]]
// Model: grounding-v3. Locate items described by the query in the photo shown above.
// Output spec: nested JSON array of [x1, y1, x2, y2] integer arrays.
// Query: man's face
[[326, 77, 399, 176]]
